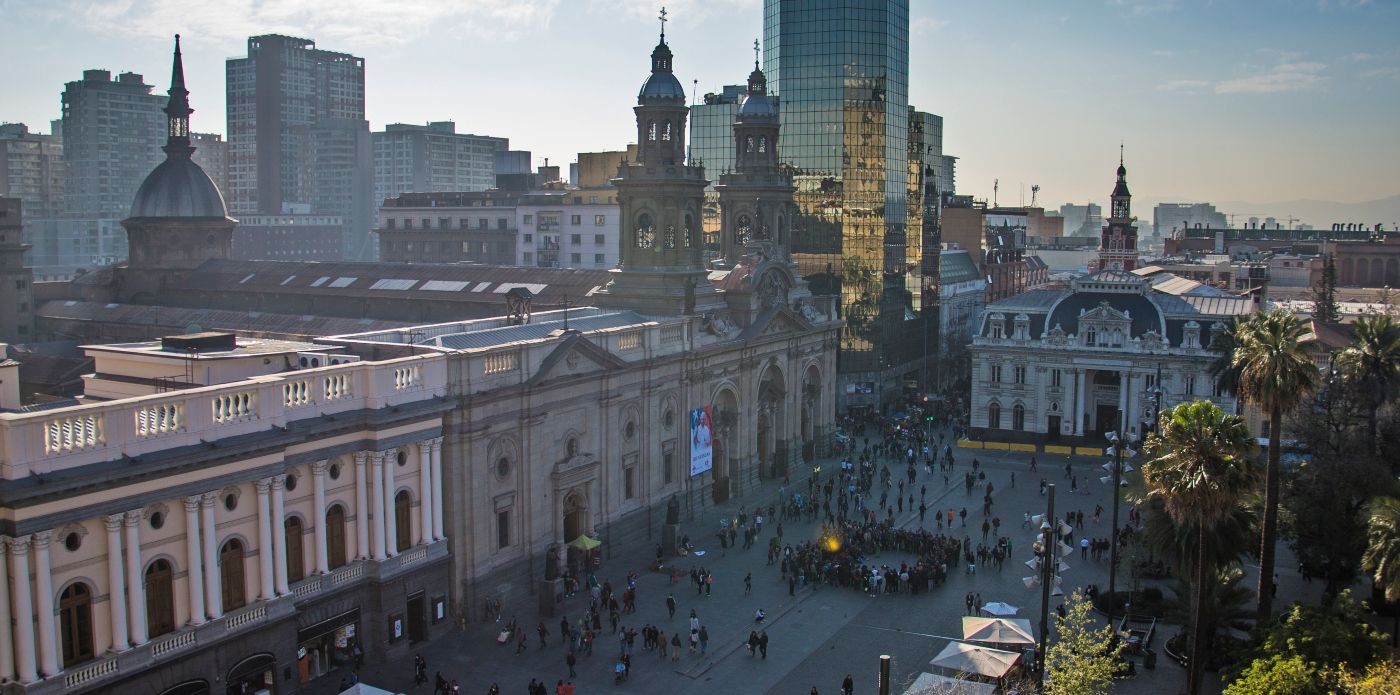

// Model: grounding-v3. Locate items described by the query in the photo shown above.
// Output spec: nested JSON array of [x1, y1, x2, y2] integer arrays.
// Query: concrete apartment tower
[[120, 36, 236, 302], [0, 197, 35, 344]]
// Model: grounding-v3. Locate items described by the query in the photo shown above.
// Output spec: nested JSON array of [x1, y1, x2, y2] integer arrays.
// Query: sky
[[1, 0, 1397, 213]]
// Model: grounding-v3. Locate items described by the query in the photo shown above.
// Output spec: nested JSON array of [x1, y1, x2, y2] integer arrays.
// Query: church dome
[[738, 92, 776, 117], [639, 71, 686, 101], [130, 157, 228, 219]]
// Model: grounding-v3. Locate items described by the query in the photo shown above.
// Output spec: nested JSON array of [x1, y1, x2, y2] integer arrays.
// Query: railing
[[226, 605, 266, 631], [483, 351, 519, 375], [331, 564, 364, 584], [64, 657, 118, 688], [2, 354, 448, 479], [293, 580, 321, 598], [617, 332, 642, 351], [660, 324, 682, 344], [151, 630, 196, 657], [399, 548, 427, 566]]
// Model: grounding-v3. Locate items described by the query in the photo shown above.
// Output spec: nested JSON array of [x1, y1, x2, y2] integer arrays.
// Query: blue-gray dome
[[129, 156, 228, 219], [738, 93, 776, 117], [639, 71, 686, 101]]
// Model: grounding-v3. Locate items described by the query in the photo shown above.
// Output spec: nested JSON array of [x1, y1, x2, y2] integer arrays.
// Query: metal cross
[[658, 7, 668, 38], [754, 38, 761, 67]]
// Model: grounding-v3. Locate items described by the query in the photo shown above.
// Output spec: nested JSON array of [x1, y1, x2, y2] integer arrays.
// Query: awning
[[961, 617, 1036, 645], [930, 641, 1022, 678], [567, 535, 601, 551], [902, 672, 998, 695], [978, 601, 1019, 616]]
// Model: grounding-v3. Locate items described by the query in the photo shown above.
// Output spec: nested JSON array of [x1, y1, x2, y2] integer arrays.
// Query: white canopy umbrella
[[342, 685, 399, 695], [902, 672, 999, 695], [930, 641, 1022, 678], [961, 617, 1036, 645], [978, 601, 1019, 616]]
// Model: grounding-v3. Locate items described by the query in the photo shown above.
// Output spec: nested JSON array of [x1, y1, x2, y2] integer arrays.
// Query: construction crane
[[1031, 184, 1040, 207]]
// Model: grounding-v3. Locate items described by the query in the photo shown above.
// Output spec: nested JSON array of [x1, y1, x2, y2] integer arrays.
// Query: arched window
[[326, 505, 347, 570], [746, 136, 754, 153], [59, 583, 94, 667], [758, 136, 767, 153], [285, 517, 305, 584], [664, 224, 676, 249], [145, 559, 176, 638], [647, 121, 657, 141], [220, 539, 246, 613], [736, 214, 752, 245], [395, 491, 413, 552], [1012, 404, 1025, 431], [636, 213, 654, 250], [988, 403, 1001, 429], [684, 214, 694, 249], [662, 120, 672, 141]]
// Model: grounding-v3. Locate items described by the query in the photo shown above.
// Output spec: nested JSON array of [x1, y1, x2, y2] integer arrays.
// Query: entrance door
[[406, 594, 427, 643], [1094, 404, 1120, 439], [1047, 416, 1061, 442], [711, 441, 730, 504]]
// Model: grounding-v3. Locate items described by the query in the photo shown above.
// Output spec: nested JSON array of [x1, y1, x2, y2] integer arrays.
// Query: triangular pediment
[[526, 333, 630, 386], [739, 305, 815, 340]]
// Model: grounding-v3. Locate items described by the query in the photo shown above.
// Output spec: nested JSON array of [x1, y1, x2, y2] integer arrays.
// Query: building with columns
[[968, 163, 1253, 444]]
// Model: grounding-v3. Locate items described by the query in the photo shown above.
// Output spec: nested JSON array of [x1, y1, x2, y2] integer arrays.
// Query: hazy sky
[[1, 0, 1396, 211]]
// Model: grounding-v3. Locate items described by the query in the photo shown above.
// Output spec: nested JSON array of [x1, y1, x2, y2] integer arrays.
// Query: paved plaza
[[310, 440, 1329, 695]]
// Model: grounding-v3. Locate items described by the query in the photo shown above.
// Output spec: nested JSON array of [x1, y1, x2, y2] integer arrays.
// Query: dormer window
[[987, 313, 1005, 339], [1085, 329, 1096, 346], [1183, 321, 1202, 349], [1112, 329, 1124, 347], [1013, 313, 1030, 340]]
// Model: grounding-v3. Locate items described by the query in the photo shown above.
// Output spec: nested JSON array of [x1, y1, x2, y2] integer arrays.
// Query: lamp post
[[1103, 427, 1137, 634], [1034, 484, 1058, 685]]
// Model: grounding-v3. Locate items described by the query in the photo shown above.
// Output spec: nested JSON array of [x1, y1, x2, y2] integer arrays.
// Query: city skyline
[[0, 0, 1396, 212]]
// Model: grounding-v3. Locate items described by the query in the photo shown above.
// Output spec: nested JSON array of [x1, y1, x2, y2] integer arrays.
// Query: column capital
[[311, 459, 329, 475], [9, 536, 29, 555], [254, 478, 272, 494], [201, 491, 218, 506], [415, 439, 432, 454], [123, 510, 141, 526], [103, 514, 124, 532], [352, 451, 368, 465], [271, 475, 286, 492], [370, 450, 387, 465], [183, 496, 202, 512], [31, 531, 51, 551], [431, 436, 444, 451]]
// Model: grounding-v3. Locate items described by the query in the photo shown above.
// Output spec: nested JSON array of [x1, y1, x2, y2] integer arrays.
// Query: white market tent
[[961, 617, 1036, 645], [930, 641, 1022, 678], [902, 672, 999, 695], [978, 601, 1019, 616], [341, 684, 399, 695]]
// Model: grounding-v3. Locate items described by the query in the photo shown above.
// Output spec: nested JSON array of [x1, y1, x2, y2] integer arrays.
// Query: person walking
[[744, 573, 753, 594], [671, 631, 681, 660], [1029, 456, 1037, 471], [959, 507, 967, 527], [699, 626, 709, 654], [666, 593, 676, 619], [759, 631, 769, 659], [516, 627, 529, 654], [413, 654, 427, 686], [1064, 462, 1072, 479], [842, 674, 855, 695], [566, 650, 577, 678]]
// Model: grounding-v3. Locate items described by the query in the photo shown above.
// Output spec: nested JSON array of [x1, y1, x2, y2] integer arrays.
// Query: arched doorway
[[711, 387, 739, 503], [285, 517, 305, 583], [220, 539, 246, 613], [59, 583, 94, 667], [145, 559, 176, 638], [756, 412, 772, 478], [326, 505, 347, 570], [226, 653, 275, 695]]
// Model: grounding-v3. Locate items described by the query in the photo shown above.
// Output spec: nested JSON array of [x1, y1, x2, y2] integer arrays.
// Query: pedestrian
[[671, 631, 681, 660], [1010, 471, 1015, 488], [413, 654, 427, 686], [759, 631, 769, 659], [981, 519, 990, 540], [1065, 462, 1072, 479], [537, 621, 549, 647], [516, 627, 529, 654], [666, 593, 676, 618], [689, 628, 698, 653], [657, 629, 667, 659], [435, 672, 448, 695], [744, 572, 753, 594], [699, 626, 709, 654], [960, 507, 967, 527], [843, 674, 855, 695], [566, 650, 577, 678]]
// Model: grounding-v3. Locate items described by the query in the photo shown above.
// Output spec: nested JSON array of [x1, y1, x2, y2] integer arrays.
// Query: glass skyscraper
[[763, 0, 918, 411]]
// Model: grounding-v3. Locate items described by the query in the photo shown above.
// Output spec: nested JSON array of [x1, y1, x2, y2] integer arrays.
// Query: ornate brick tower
[[595, 23, 724, 316], [1097, 151, 1138, 272]]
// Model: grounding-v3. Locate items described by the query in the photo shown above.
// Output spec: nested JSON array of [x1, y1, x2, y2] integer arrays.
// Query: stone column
[[123, 511, 147, 645], [381, 451, 398, 557], [430, 438, 445, 541], [10, 537, 36, 684], [271, 476, 289, 596], [354, 452, 371, 561], [369, 453, 387, 560], [200, 492, 222, 620], [255, 479, 275, 601], [32, 531, 58, 678], [102, 515, 129, 652], [1074, 369, 1087, 436], [311, 461, 330, 574], [0, 539, 12, 682], [416, 441, 432, 545], [182, 497, 205, 626]]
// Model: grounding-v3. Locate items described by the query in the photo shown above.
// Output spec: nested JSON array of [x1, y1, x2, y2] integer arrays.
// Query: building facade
[[61, 70, 165, 220], [0, 197, 36, 343], [0, 124, 64, 220], [765, 0, 920, 412], [188, 133, 228, 197], [372, 122, 507, 204], [226, 35, 371, 260], [233, 213, 344, 261]]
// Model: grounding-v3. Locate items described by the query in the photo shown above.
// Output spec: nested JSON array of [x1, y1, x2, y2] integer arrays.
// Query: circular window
[[64, 533, 81, 552], [496, 457, 511, 478], [625, 421, 636, 441], [397, 451, 408, 467], [664, 410, 675, 429], [224, 494, 238, 512], [149, 512, 164, 530], [329, 463, 341, 480], [285, 474, 297, 492]]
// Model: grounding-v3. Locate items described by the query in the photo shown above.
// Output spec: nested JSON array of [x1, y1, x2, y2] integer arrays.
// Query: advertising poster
[[689, 405, 713, 477]]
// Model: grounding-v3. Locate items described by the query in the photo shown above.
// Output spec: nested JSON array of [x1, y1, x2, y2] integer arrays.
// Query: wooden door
[[59, 583, 94, 667], [145, 559, 176, 637], [326, 505, 347, 569], [285, 517, 305, 583], [220, 540, 246, 612], [394, 491, 412, 552]]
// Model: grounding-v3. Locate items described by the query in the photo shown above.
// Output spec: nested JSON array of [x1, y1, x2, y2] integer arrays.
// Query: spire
[[658, 6, 668, 44], [650, 8, 674, 74], [162, 34, 194, 158], [754, 38, 761, 71]]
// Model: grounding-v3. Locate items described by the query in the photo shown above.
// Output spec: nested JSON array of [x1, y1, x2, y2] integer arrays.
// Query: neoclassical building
[[968, 164, 1253, 444]]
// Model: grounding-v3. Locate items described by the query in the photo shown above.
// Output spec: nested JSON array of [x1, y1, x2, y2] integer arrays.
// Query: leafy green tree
[[1335, 314, 1400, 455], [1044, 595, 1123, 695], [1226, 592, 1387, 684], [1312, 254, 1340, 324], [1140, 491, 1259, 578], [1364, 495, 1400, 601], [1164, 566, 1255, 658], [1335, 659, 1400, 695], [1231, 307, 1320, 619], [1281, 456, 1394, 594], [1224, 654, 1326, 695], [1143, 400, 1261, 695]]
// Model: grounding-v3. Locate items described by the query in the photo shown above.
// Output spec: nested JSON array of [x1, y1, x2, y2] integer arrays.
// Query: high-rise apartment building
[[0, 123, 65, 220], [372, 122, 507, 205], [61, 70, 165, 218], [190, 132, 229, 194], [764, 0, 917, 410], [227, 35, 371, 260], [1153, 202, 1227, 237], [0, 198, 35, 343]]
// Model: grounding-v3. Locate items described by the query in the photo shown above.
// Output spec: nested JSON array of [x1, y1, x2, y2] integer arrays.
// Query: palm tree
[[1140, 492, 1260, 578], [1335, 313, 1400, 451], [1364, 495, 1400, 647], [1143, 400, 1261, 695], [1208, 318, 1243, 397], [1230, 308, 1320, 620], [1165, 566, 1256, 661]]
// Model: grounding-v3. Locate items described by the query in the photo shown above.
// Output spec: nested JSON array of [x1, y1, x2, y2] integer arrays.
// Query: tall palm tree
[[1143, 400, 1261, 695], [1335, 313, 1400, 450], [1208, 318, 1243, 397], [1231, 308, 1320, 620], [1364, 495, 1400, 647], [1165, 566, 1256, 660], [1140, 492, 1260, 578]]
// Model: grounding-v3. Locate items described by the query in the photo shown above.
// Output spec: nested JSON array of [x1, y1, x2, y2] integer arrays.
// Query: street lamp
[[1026, 484, 1074, 685], [1103, 429, 1138, 634]]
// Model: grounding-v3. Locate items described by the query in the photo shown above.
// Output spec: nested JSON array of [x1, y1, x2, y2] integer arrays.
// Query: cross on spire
[[754, 38, 761, 69], [658, 7, 667, 41], [1120, 142, 1124, 165]]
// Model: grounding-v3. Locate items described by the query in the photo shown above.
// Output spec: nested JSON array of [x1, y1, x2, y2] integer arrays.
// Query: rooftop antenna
[[1031, 184, 1040, 207], [561, 293, 570, 330], [993, 179, 999, 208]]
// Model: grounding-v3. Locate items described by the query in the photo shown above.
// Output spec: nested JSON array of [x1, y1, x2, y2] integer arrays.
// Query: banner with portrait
[[689, 405, 713, 477]]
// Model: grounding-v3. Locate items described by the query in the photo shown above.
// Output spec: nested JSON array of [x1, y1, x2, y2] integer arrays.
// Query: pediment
[[741, 304, 815, 340], [1080, 300, 1131, 324], [526, 333, 630, 386]]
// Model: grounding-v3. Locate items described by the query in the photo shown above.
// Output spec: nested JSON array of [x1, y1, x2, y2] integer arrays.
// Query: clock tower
[[1096, 152, 1138, 272]]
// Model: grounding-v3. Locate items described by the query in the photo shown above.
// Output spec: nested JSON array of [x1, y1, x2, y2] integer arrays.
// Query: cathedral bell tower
[[595, 21, 724, 316], [1097, 150, 1138, 272]]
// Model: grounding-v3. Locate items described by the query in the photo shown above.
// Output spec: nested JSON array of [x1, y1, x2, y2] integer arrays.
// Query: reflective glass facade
[[764, 0, 915, 408]]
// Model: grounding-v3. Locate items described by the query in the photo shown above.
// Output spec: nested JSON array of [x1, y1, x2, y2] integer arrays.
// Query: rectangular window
[[421, 219, 430, 229], [624, 466, 636, 499], [462, 242, 470, 252], [1014, 366, 1027, 384], [481, 242, 489, 254], [571, 215, 582, 225], [522, 252, 533, 262], [496, 510, 510, 548], [403, 219, 413, 229], [589, 196, 599, 205], [595, 254, 605, 264], [497, 218, 508, 230], [595, 215, 605, 226], [523, 234, 533, 242], [523, 215, 533, 224], [571, 234, 581, 245], [571, 253, 581, 263], [663, 451, 675, 484], [990, 364, 1002, 383], [438, 218, 450, 229], [595, 234, 605, 245], [386, 219, 396, 229], [1051, 369, 1062, 387], [478, 219, 488, 229], [1185, 376, 1196, 396], [1145, 374, 1157, 390], [459, 218, 469, 228]]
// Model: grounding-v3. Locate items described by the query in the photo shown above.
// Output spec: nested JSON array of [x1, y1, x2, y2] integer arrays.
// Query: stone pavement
[[308, 438, 1334, 695]]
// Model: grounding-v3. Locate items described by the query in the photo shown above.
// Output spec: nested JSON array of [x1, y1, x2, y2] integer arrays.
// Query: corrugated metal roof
[[1151, 293, 1253, 317], [38, 300, 414, 337], [433, 311, 652, 350]]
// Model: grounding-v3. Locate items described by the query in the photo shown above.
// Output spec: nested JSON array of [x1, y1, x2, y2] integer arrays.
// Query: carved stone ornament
[[701, 311, 737, 337], [1140, 330, 1165, 351], [565, 351, 580, 369], [796, 297, 823, 324], [1046, 324, 1068, 346], [756, 270, 787, 310]]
